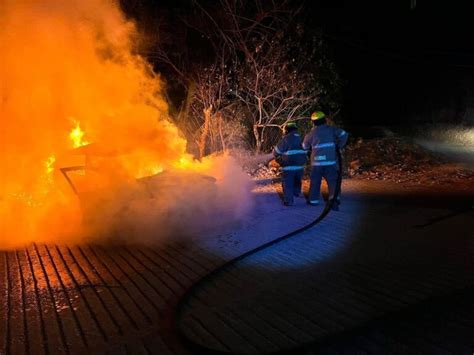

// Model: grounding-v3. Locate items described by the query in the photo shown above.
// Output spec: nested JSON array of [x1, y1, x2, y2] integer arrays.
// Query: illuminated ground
[[1, 180, 473, 354]]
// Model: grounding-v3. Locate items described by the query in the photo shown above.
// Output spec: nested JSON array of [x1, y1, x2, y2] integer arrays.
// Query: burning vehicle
[[0, 0, 251, 249], [56, 141, 220, 244]]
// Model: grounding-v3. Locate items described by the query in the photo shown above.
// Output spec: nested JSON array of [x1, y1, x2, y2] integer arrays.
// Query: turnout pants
[[282, 169, 304, 205], [309, 165, 339, 204]]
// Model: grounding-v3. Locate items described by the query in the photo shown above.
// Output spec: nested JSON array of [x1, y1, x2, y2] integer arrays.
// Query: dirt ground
[[242, 136, 474, 191], [344, 136, 474, 186]]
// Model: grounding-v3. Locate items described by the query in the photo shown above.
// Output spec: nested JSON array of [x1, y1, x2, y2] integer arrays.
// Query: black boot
[[329, 199, 339, 211]]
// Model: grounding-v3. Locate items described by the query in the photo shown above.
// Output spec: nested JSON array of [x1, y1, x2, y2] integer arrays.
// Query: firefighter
[[273, 121, 308, 206], [302, 111, 348, 210]]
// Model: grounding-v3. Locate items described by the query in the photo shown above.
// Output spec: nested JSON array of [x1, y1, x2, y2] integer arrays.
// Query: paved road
[[179, 185, 474, 354], [0, 188, 321, 354], [1, 181, 473, 354]]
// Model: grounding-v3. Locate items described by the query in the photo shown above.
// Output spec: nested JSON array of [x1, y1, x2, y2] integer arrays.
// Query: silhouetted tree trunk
[[199, 106, 212, 159]]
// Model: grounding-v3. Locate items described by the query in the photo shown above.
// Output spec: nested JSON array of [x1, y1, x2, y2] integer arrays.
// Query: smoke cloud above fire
[[0, 0, 252, 249]]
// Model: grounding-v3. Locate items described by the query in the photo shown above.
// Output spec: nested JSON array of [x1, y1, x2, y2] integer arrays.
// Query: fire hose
[[175, 147, 343, 354]]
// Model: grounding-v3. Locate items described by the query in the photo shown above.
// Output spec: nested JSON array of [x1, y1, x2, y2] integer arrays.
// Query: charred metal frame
[[59, 166, 85, 196]]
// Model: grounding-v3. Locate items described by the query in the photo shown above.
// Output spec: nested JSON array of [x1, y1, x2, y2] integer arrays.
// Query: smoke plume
[[0, 0, 253, 248]]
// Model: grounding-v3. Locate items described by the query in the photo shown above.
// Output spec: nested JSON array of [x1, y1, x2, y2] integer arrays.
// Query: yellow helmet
[[311, 111, 326, 121], [286, 121, 297, 129]]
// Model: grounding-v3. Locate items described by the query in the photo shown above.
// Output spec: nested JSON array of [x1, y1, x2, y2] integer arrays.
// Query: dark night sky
[[123, 0, 474, 126], [309, 1, 474, 124]]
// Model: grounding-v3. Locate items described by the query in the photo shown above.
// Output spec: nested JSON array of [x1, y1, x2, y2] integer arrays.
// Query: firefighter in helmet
[[302, 111, 348, 210], [273, 121, 308, 206]]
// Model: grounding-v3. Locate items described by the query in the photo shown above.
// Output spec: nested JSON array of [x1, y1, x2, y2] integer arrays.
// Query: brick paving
[[0, 189, 319, 354], [1, 182, 473, 354], [178, 188, 474, 354]]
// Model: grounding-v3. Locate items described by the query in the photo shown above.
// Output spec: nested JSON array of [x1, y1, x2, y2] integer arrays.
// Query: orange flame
[[69, 120, 89, 148], [45, 155, 56, 174], [0, 0, 207, 248]]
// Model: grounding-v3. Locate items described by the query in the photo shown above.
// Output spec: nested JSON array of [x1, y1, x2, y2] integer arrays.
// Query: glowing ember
[[45, 155, 56, 174]]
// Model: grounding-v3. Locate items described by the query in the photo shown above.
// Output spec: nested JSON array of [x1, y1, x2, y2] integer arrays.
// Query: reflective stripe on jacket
[[302, 124, 348, 167], [273, 131, 308, 169]]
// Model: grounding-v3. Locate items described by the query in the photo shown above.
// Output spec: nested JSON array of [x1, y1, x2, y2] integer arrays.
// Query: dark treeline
[[120, 0, 342, 155], [121, 0, 474, 154]]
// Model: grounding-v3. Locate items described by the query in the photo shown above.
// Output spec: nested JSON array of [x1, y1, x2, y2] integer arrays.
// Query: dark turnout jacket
[[302, 124, 348, 167], [273, 131, 308, 170]]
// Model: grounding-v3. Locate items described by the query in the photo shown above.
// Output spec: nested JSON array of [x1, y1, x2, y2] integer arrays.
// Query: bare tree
[[150, 0, 342, 155], [192, 0, 333, 153], [232, 36, 320, 152], [192, 53, 233, 158]]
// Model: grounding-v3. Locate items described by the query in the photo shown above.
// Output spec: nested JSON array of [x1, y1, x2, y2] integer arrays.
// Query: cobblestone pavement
[[179, 186, 474, 354], [1, 182, 473, 354]]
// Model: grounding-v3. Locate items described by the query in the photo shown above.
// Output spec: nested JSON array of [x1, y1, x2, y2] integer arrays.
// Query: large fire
[[0, 0, 250, 249]]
